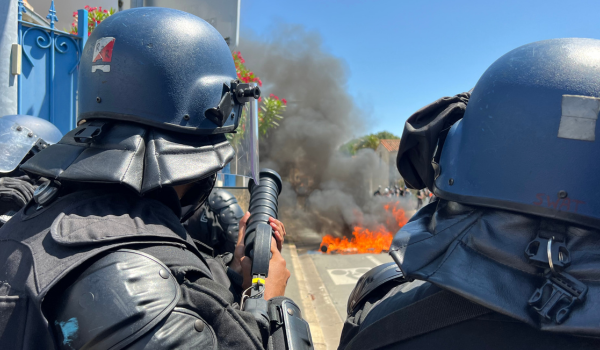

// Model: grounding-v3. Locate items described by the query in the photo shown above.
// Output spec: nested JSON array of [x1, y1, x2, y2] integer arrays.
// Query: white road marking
[[327, 267, 371, 285], [366, 255, 383, 266]]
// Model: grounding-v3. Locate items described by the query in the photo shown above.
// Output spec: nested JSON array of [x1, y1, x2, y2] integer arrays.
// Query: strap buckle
[[31, 138, 50, 154], [525, 233, 570, 272], [526, 229, 587, 324], [528, 271, 588, 324], [73, 122, 107, 143], [270, 304, 284, 327]]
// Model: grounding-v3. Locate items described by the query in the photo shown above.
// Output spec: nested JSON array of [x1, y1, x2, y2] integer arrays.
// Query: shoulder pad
[[127, 308, 216, 349], [347, 262, 405, 315], [208, 189, 238, 210], [216, 201, 244, 226], [50, 249, 180, 350], [216, 202, 244, 247]]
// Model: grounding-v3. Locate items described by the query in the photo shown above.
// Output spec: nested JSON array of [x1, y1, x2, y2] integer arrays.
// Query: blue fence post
[[16, 3, 92, 132], [17, 0, 26, 114], [78, 9, 88, 51], [17, 0, 26, 22], [46, 0, 58, 124], [76, 9, 88, 130]]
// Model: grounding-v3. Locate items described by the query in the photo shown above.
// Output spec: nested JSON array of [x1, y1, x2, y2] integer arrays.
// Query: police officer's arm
[[269, 217, 287, 252], [240, 236, 291, 299], [229, 213, 311, 350], [230, 212, 290, 297]]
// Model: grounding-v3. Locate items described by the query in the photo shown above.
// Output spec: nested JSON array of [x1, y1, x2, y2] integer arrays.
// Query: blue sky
[[241, 0, 600, 137]]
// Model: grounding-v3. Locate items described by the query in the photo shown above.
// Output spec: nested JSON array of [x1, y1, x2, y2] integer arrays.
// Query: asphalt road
[[306, 251, 394, 318], [282, 244, 394, 350]]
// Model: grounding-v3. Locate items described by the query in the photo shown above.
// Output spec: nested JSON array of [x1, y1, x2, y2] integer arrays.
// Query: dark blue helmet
[[78, 7, 258, 134], [440, 38, 600, 229], [0, 115, 63, 174], [399, 38, 600, 229], [20, 8, 260, 194]]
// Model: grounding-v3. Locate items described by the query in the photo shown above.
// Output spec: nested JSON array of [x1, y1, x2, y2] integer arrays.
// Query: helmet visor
[[0, 119, 39, 173], [217, 83, 260, 188]]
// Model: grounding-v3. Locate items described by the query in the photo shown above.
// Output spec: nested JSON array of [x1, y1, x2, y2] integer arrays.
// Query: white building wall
[[0, 0, 18, 116], [27, 0, 118, 30]]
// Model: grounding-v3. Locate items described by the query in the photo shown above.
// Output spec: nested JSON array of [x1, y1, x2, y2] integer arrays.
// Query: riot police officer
[[0, 8, 308, 350], [340, 38, 600, 349], [0, 114, 62, 226], [374, 185, 382, 196], [183, 188, 287, 300], [184, 189, 245, 257], [180, 187, 247, 298]]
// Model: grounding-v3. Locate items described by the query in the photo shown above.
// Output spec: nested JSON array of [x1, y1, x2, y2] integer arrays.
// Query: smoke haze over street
[[239, 26, 413, 242]]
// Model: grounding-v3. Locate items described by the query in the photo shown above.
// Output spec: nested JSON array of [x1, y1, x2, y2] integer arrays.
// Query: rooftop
[[379, 139, 400, 152]]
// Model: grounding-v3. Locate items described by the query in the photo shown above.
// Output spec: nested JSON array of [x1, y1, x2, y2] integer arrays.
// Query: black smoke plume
[[239, 25, 413, 247]]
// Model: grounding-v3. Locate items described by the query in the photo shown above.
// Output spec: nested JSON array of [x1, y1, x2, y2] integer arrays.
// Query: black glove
[[0, 176, 36, 214]]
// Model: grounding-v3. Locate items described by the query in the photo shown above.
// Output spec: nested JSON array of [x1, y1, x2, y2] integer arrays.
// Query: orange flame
[[320, 201, 408, 254]]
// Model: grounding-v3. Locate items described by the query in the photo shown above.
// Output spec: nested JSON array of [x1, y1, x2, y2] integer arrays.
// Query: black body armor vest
[[0, 186, 263, 350]]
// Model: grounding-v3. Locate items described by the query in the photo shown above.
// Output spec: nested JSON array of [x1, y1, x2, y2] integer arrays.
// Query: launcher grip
[[244, 168, 283, 261]]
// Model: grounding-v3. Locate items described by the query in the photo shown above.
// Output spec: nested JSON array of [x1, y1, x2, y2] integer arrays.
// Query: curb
[[288, 244, 328, 350]]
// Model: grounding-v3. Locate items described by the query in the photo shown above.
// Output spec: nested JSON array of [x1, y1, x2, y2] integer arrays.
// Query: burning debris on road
[[319, 200, 409, 254]]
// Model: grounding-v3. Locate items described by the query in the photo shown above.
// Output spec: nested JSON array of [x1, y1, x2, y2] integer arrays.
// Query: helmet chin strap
[[179, 174, 216, 223]]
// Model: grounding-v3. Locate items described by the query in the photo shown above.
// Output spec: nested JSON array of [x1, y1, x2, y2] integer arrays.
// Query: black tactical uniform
[[340, 201, 600, 350], [183, 189, 246, 298], [340, 39, 600, 350], [0, 183, 265, 349], [0, 7, 310, 350]]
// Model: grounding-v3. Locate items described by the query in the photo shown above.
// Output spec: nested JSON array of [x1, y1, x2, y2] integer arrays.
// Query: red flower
[[258, 97, 262, 102], [103, 9, 108, 13], [269, 93, 275, 98], [73, 11, 77, 16], [257, 79, 263, 87], [282, 99, 287, 105], [84, 5, 90, 9]]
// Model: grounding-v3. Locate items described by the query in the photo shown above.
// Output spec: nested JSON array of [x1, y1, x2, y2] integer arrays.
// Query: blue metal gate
[[17, 0, 88, 135]]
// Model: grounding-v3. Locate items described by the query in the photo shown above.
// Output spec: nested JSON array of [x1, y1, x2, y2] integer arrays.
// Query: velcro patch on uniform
[[558, 95, 600, 141]]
